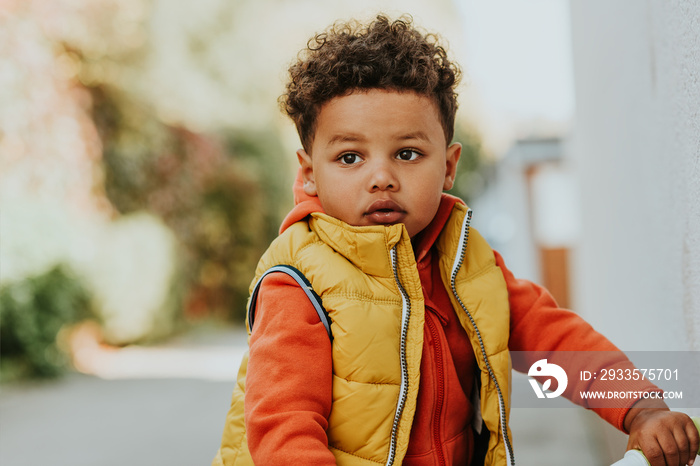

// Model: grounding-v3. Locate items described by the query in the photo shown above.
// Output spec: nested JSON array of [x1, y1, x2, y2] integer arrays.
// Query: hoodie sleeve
[[245, 273, 336, 465], [496, 250, 662, 432]]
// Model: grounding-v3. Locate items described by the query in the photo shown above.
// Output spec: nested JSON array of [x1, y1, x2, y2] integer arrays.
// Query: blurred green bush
[[0, 265, 94, 379], [450, 122, 493, 206], [92, 85, 291, 322]]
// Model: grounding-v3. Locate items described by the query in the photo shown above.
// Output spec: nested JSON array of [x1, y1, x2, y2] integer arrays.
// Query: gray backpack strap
[[248, 265, 332, 341]]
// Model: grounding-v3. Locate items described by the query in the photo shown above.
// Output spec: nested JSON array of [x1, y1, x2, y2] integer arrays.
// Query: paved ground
[[0, 324, 628, 466], [0, 375, 235, 466]]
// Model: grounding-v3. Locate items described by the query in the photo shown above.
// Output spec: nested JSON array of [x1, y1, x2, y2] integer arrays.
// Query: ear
[[443, 142, 462, 190], [296, 149, 317, 196]]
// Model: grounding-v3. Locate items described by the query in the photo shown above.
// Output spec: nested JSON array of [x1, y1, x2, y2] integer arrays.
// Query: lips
[[364, 199, 406, 225]]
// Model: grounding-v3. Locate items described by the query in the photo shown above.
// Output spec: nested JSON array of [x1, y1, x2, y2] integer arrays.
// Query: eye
[[397, 149, 420, 161], [339, 153, 361, 165]]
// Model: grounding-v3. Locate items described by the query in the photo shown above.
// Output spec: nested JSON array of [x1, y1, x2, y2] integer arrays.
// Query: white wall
[[568, 0, 700, 353]]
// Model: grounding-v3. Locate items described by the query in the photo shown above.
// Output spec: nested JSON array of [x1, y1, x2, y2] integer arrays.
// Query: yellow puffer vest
[[213, 203, 514, 465]]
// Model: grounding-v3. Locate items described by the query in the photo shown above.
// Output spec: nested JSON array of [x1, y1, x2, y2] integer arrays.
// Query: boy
[[213, 15, 699, 465]]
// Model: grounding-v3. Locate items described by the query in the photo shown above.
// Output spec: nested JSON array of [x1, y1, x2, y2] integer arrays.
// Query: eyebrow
[[396, 131, 431, 143], [325, 134, 365, 147], [325, 131, 432, 147]]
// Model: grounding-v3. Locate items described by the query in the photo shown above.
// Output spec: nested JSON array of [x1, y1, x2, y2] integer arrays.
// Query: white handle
[[610, 450, 650, 466]]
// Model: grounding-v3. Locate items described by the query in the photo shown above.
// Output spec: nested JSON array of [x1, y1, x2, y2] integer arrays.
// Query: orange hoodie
[[244, 172, 653, 465]]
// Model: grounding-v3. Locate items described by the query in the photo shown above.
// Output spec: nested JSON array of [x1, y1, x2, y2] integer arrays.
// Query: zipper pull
[[426, 303, 449, 326]]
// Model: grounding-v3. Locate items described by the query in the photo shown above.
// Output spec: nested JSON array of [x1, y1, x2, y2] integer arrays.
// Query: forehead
[[312, 89, 445, 148]]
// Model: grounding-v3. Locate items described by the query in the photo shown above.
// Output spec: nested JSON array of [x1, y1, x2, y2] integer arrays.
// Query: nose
[[368, 159, 399, 192]]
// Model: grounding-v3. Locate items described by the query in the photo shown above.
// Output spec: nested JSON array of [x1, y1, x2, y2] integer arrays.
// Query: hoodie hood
[[279, 169, 324, 233]]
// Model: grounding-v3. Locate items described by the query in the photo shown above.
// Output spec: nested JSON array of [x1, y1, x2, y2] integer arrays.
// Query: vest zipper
[[425, 310, 446, 466], [449, 210, 516, 465], [386, 246, 411, 466]]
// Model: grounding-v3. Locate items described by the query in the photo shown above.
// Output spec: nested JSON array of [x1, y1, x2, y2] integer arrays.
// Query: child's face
[[297, 89, 461, 238]]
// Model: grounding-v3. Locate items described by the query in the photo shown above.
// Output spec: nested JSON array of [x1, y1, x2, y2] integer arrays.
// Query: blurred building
[[476, 1, 700, 356], [471, 4, 700, 460], [472, 138, 578, 310]]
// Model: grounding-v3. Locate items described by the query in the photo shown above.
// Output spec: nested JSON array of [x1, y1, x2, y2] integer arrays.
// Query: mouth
[[364, 199, 406, 225]]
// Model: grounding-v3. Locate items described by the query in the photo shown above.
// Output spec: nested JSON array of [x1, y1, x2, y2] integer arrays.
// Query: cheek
[[315, 178, 357, 219], [412, 190, 442, 224], [316, 174, 347, 199], [419, 175, 447, 203], [416, 179, 444, 212]]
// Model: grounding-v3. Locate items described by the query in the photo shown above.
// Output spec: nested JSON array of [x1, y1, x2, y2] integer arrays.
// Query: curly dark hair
[[281, 15, 462, 151]]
